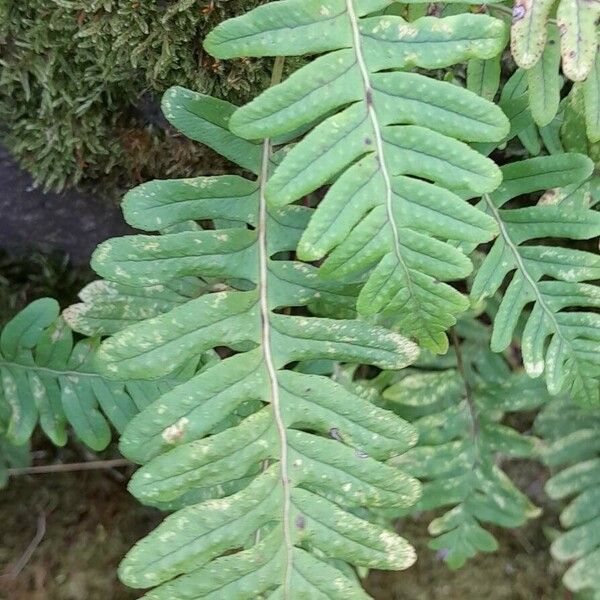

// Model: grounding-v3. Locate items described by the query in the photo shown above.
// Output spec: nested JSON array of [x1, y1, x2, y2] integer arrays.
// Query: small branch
[[7, 458, 133, 476], [271, 56, 285, 87], [1, 512, 46, 580], [72, 439, 128, 482]]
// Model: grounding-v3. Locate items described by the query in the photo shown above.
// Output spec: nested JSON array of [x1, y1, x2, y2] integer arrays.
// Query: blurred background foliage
[[0, 250, 91, 321]]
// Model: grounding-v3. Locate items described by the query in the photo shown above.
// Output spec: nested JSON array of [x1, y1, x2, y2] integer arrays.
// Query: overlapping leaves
[[205, 1, 510, 353], [64, 277, 211, 337], [510, 0, 600, 140], [93, 87, 422, 599], [0, 299, 174, 454], [470, 154, 600, 403], [536, 400, 600, 598], [511, 0, 599, 82], [509, 56, 599, 145], [380, 322, 543, 568]]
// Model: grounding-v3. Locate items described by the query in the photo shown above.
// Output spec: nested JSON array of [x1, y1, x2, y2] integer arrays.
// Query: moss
[[0, 0, 272, 192]]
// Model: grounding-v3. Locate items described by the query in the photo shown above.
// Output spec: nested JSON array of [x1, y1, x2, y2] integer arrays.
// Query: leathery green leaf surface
[[206, 2, 509, 354], [93, 88, 421, 599], [382, 329, 543, 568], [63, 277, 210, 337], [469, 154, 600, 403], [538, 400, 600, 597]]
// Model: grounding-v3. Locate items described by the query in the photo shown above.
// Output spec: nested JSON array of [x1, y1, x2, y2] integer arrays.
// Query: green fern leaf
[[526, 25, 561, 127], [0, 299, 179, 452], [556, 0, 600, 82], [583, 53, 600, 143], [381, 331, 544, 568], [495, 67, 539, 153], [161, 86, 264, 174], [538, 173, 599, 210], [510, 0, 556, 70], [0, 434, 29, 488], [92, 87, 422, 598], [64, 87, 291, 340], [511, 0, 600, 82], [537, 400, 600, 597], [205, 4, 509, 353], [64, 278, 208, 337], [470, 154, 600, 403], [467, 55, 502, 101]]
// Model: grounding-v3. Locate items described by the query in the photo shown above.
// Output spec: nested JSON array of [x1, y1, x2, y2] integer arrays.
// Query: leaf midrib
[[0, 357, 103, 381], [345, 0, 416, 313], [483, 194, 590, 398], [257, 137, 294, 596]]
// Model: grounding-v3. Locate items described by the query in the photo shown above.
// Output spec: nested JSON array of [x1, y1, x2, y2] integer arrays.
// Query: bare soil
[[0, 462, 565, 600]]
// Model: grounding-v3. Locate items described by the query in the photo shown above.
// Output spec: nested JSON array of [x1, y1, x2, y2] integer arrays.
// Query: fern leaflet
[[470, 154, 600, 403], [64, 277, 211, 337], [205, 2, 510, 353], [92, 86, 422, 599], [536, 400, 600, 597], [379, 321, 543, 568]]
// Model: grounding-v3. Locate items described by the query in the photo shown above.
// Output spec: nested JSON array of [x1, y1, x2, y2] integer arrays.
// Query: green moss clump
[[0, 0, 270, 192]]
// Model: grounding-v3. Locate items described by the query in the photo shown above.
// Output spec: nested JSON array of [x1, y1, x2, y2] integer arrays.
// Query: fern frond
[[467, 54, 502, 101], [380, 327, 544, 568], [64, 278, 210, 337], [93, 86, 422, 598], [536, 400, 600, 597], [470, 154, 600, 404], [205, 3, 509, 353], [64, 86, 301, 339], [510, 37, 600, 143], [526, 25, 561, 127], [0, 298, 181, 452], [511, 0, 600, 82]]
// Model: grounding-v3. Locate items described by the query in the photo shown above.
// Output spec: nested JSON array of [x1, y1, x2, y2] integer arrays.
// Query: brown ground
[[0, 460, 566, 600], [0, 468, 152, 600], [365, 516, 564, 600]]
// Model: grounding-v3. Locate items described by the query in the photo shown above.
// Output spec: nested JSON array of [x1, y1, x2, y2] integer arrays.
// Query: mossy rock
[[0, 0, 276, 192]]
